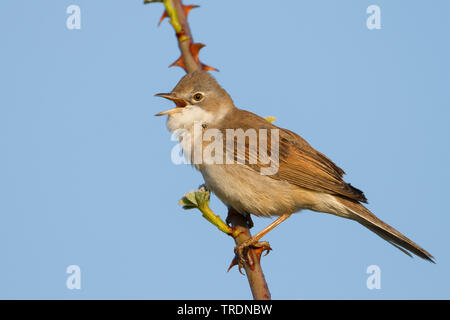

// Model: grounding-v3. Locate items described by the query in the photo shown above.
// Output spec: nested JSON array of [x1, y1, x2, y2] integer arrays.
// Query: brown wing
[[217, 108, 367, 203], [276, 128, 367, 202]]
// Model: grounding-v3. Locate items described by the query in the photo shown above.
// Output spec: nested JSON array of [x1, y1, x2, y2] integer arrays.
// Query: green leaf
[[178, 185, 211, 210]]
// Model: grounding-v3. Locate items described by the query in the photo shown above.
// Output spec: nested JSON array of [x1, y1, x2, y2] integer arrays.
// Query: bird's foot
[[228, 240, 272, 274]]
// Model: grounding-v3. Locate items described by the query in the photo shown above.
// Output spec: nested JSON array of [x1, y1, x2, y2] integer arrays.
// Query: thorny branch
[[145, 0, 271, 300]]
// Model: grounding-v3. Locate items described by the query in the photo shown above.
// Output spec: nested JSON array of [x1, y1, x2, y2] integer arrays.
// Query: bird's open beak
[[154, 93, 188, 116]]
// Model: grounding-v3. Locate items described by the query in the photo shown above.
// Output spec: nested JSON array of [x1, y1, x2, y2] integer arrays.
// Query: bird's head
[[155, 71, 234, 130]]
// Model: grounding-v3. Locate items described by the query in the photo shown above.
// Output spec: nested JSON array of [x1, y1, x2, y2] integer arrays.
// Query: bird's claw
[[227, 240, 272, 274]]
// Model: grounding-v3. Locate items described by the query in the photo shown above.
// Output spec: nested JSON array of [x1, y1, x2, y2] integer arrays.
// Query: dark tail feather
[[337, 197, 435, 263], [357, 218, 435, 263]]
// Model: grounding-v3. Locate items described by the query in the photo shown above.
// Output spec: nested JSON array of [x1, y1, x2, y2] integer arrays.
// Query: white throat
[[166, 105, 227, 132]]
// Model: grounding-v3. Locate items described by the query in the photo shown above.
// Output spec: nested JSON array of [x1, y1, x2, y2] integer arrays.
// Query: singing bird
[[155, 70, 434, 264]]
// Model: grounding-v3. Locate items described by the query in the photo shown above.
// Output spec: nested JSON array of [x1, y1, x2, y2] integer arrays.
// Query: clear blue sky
[[1, 0, 449, 299]]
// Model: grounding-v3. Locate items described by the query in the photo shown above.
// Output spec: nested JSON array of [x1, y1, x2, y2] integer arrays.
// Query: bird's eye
[[193, 93, 204, 102]]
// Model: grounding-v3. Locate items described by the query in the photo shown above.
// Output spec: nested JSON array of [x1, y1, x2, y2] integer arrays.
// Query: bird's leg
[[233, 213, 292, 270]]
